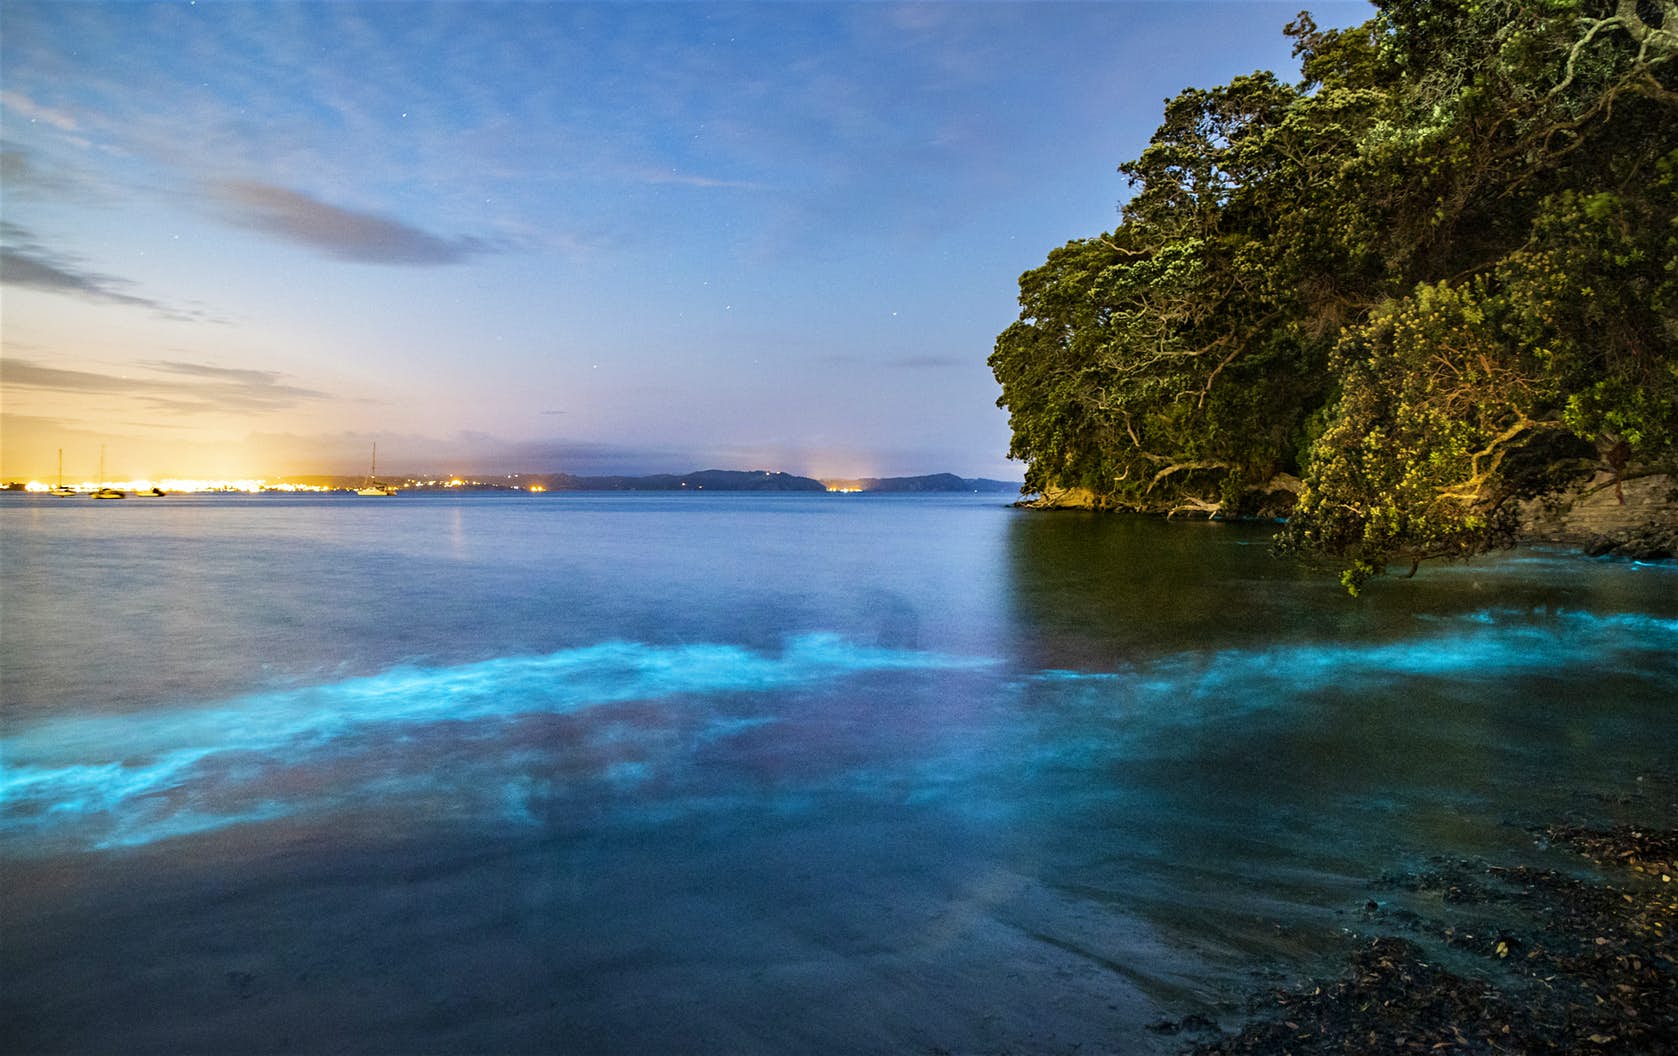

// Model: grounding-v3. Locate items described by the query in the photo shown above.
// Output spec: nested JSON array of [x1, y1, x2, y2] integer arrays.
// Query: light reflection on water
[[2, 493, 1675, 1053]]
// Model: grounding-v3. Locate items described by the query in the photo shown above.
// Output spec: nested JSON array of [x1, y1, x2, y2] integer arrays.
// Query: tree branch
[[1166, 496, 1222, 518], [1555, 1, 1678, 100], [1148, 460, 1230, 492]]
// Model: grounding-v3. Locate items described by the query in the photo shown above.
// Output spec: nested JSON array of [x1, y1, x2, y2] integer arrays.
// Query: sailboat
[[49, 449, 77, 496], [91, 445, 126, 500], [356, 443, 397, 496]]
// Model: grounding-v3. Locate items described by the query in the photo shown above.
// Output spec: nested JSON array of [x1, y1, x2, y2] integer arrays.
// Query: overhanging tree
[[992, 0, 1677, 588]]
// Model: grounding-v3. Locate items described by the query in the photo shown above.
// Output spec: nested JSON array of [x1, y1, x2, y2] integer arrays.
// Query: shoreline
[[1167, 794, 1678, 1055], [1013, 471, 1678, 564]]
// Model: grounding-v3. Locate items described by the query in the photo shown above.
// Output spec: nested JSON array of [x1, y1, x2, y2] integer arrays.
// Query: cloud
[[815, 352, 963, 370], [0, 245, 161, 311], [143, 360, 316, 390], [0, 222, 213, 321], [0, 357, 329, 414], [0, 91, 79, 133], [237, 429, 707, 477], [214, 181, 494, 265], [1, 360, 136, 397], [1, 146, 122, 207], [0, 412, 90, 436], [1, 148, 58, 195], [887, 355, 964, 370], [0, 225, 158, 312], [630, 167, 763, 191]]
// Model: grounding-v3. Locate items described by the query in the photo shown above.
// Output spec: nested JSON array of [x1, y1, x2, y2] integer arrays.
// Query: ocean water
[[2, 492, 1674, 1053]]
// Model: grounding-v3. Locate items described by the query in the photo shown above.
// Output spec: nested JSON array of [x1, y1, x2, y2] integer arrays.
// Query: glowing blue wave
[[4, 610, 1672, 854], [1212, 610, 1676, 688], [1035, 609, 1678, 692], [1, 634, 995, 852], [1015, 606, 1678, 750]]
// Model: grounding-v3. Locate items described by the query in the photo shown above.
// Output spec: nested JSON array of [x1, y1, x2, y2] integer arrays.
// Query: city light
[[20, 479, 337, 494]]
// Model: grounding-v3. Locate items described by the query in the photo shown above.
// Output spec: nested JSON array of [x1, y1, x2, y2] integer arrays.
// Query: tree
[[992, 1, 1678, 588]]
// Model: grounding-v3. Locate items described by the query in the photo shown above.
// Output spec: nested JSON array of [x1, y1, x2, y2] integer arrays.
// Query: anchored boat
[[356, 443, 397, 496], [50, 449, 77, 497], [91, 445, 126, 499]]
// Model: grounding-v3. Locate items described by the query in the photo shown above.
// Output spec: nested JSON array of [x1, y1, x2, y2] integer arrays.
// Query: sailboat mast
[[58, 448, 64, 488], [371, 442, 377, 479]]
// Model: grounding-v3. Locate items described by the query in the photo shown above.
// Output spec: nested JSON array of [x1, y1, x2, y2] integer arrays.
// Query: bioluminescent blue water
[[2, 493, 1674, 1053], [1, 634, 997, 850]]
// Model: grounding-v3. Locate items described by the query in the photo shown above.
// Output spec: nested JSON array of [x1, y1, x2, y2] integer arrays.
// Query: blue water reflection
[[2, 493, 1673, 1053]]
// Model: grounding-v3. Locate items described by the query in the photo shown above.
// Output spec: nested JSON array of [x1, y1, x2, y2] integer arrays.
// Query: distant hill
[[275, 468, 1021, 494], [820, 474, 1022, 493], [537, 469, 825, 492]]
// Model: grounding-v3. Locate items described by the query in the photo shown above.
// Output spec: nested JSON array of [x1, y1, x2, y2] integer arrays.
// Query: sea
[[2, 491, 1674, 1053]]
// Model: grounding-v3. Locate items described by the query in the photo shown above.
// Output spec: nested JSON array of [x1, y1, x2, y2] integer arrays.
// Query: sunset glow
[[21, 478, 332, 494], [1, 1, 1368, 483]]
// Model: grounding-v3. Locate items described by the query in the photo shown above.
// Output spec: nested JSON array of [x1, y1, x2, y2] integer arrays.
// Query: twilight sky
[[1, 1, 1369, 482]]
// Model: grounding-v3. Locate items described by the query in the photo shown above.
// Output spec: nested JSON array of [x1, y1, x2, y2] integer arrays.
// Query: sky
[[0, 1, 1372, 483]]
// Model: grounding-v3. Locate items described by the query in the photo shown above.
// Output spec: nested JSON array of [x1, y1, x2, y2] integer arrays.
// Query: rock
[[1518, 471, 1677, 561], [1618, 540, 1675, 561], [1584, 535, 1620, 557]]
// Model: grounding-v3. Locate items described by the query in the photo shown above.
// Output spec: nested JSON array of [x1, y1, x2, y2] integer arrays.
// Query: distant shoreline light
[[21, 479, 334, 494], [13, 477, 563, 494]]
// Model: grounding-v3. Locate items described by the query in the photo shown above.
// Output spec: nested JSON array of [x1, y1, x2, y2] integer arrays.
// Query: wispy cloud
[[2, 148, 68, 196], [1, 360, 138, 398], [0, 245, 162, 312], [144, 360, 314, 389], [0, 222, 214, 322], [816, 352, 963, 370], [631, 167, 763, 191], [0, 90, 79, 133], [214, 181, 494, 265], [1, 357, 329, 414], [0, 224, 156, 313], [239, 430, 705, 477], [887, 355, 964, 370]]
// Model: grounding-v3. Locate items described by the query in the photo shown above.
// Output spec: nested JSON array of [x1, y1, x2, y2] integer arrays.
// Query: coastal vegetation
[[990, 0, 1678, 590]]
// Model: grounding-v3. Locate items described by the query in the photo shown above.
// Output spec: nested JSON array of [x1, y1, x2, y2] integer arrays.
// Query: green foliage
[[992, 0, 1678, 589], [1282, 283, 1534, 590]]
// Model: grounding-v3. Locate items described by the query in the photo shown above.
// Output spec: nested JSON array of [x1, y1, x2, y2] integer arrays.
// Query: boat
[[356, 443, 397, 496], [90, 445, 126, 499], [136, 486, 167, 497], [49, 449, 77, 497]]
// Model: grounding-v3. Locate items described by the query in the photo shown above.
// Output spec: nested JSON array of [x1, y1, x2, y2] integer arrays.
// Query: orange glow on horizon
[[22, 478, 338, 494]]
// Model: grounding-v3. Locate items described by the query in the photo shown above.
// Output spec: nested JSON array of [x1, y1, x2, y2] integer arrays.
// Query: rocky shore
[[1166, 816, 1677, 1055], [1019, 472, 1677, 562], [1518, 471, 1678, 561]]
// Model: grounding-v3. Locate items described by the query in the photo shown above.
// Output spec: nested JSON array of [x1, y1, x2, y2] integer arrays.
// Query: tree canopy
[[991, 0, 1678, 591]]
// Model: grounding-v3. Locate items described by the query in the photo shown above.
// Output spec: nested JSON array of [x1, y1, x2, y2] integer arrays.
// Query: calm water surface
[[3, 492, 1674, 1053]]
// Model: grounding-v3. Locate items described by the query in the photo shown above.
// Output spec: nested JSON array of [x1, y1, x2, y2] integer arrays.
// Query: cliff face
[[1519, 472, 1678, 559]]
